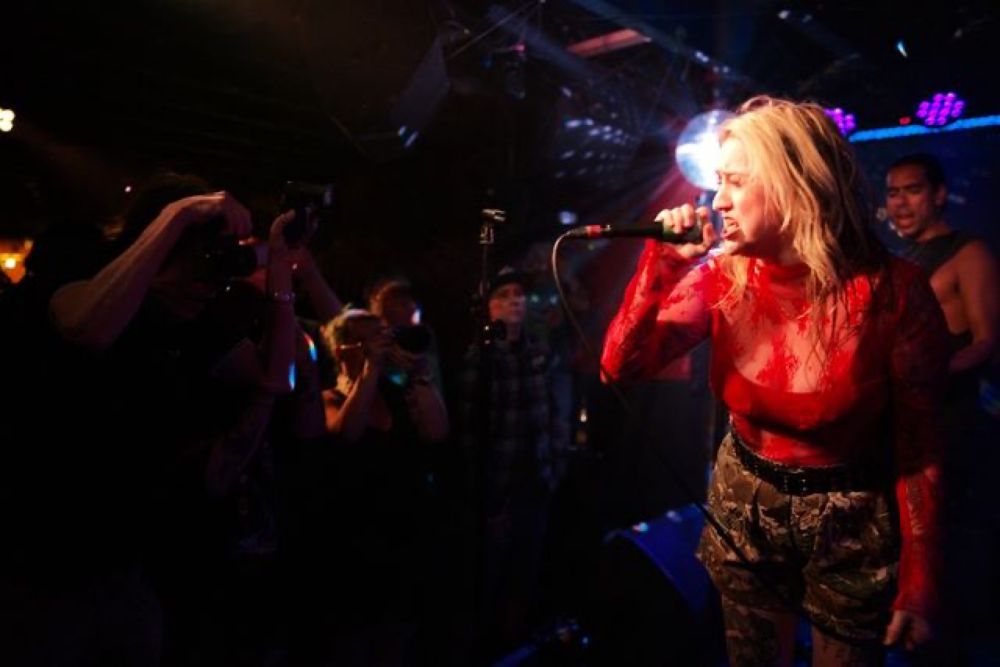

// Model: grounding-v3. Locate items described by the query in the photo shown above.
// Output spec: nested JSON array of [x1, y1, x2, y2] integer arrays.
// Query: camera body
[[201, 239, 260, 279], [197, 216, 261, 281], [199, 181, 333, 280], [391, 324, 432, 354], [277, 181, 334, 245]]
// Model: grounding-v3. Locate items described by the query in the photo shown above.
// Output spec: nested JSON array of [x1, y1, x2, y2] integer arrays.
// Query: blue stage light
[[849, 114, 1000, 142]]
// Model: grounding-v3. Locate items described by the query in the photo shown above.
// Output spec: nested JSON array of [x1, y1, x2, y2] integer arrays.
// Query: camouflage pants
[[696, 434, 898, 662]]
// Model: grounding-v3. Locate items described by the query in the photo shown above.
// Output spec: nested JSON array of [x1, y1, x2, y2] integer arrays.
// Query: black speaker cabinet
[[596, 504, 722, 666]]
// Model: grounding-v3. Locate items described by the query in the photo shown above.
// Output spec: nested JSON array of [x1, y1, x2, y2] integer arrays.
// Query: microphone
[[566, 222, 705, 244]]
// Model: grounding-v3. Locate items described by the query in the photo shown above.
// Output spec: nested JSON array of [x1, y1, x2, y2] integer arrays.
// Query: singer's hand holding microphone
[[655, 204, 716, 259], [567, 203, 716, 258]]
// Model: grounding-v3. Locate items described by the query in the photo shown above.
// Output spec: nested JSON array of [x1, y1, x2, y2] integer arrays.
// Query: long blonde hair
[[716, 96, 886, 324]]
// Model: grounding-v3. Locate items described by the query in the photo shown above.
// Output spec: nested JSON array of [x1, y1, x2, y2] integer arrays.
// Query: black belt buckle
[[730, 430, 862, 496]]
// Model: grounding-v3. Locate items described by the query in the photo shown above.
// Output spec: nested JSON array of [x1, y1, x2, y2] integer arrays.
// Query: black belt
[[729, 429, 884, 496]]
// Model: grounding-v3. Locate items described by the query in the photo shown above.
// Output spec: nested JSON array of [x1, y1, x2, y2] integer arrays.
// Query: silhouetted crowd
[[0, 173, 575, 667]]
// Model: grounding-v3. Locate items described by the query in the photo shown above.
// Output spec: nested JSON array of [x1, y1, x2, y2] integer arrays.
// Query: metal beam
[[566, 0, 754, 86], [566, 28, 651, 58]]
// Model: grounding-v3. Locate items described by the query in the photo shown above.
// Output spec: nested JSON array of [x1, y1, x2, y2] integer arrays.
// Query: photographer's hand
[[286, 205, 320, 249], [267, 209, 296, 259], [170, 191, 254, 239], [324, 328, 391, 442], [50, 191, 253, 351], [363, 329, 394, 374]]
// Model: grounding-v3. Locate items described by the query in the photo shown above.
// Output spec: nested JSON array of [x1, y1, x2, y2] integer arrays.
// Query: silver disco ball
[[674, 109, 735, 190]]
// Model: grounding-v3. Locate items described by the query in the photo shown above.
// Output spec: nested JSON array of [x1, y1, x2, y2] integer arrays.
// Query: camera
[[200, 236, 261, 280], [391, 324, 432, 354], [278, 181, 334, 245], [198, 180, 333, 279], [194, 214, 261, 280]]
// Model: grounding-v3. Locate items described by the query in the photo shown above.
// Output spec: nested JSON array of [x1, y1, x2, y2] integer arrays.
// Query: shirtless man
[[885, 153, 998, 374], [886, 152, 1000, 651]]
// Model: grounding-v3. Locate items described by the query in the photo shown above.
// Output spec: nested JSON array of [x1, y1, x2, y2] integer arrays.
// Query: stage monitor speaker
[[596, 504, 722, 666]]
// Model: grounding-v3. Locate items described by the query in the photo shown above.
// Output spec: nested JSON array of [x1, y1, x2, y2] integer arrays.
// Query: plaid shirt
[[460, 336, 568, 512]]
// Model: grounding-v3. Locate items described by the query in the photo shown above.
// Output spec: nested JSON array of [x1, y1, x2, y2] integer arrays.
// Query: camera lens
[[203, 242, 258, 279], [392, 325, 432, 354]]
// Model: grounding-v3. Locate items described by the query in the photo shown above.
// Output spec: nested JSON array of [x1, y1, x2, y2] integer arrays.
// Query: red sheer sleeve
[[601, 241, 712, 383], [888, 261, 949, 618]]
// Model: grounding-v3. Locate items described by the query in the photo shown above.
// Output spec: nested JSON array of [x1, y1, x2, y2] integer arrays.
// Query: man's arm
[[204, 210, 300, 494], [405, 378, 450, 443], [49, 192, 252, 351], [950, 241, 1000, 373], [323, 361, 382, 443], [292, 249, 343, 322], [885, 263, 950, 648]]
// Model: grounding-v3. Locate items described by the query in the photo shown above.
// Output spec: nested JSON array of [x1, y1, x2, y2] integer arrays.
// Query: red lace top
[[602, 240, 948, 618]]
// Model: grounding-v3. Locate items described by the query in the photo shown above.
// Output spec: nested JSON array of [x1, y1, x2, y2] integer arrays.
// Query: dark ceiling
[[2, 0, 996, 369], [2, 1, 995, 173], [1, 0, 997, 247]]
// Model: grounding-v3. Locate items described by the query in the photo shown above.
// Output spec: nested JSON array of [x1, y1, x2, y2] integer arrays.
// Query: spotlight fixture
[[824, 107, 857, 136], [915, 92, 965, 127]]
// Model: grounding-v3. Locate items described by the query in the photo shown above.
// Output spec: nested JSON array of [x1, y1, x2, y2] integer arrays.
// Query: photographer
[[295, 308, 447, 665], [47, 173, 324, 664], [323, 308, 447, 444], [367, 274, 443, 392], [51, 173, 309, 479]]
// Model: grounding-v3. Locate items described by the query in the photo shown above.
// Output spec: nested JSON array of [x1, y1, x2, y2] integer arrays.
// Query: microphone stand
[[471, 207, 506, 653], [478, 208, 505, 303]]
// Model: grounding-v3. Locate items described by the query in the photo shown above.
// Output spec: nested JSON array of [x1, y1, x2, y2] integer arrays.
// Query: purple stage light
[[824, 107, 857, 136], [916, 92, 965, 127]]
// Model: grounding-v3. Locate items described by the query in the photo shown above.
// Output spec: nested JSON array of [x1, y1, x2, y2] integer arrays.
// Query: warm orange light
[[0, 239, 33, 283], [566, 29, 651, 58]]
